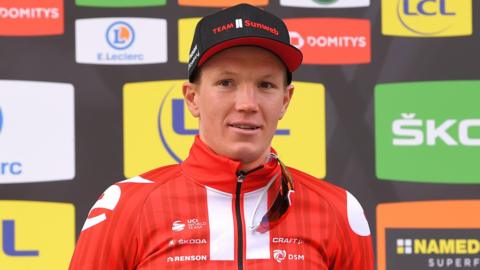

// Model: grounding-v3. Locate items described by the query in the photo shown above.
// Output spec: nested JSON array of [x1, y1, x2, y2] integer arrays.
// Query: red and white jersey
[[70, 136, 373, 269]]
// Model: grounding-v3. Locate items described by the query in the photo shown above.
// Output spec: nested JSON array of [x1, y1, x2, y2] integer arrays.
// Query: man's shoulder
[[288, 167, 346, 199]]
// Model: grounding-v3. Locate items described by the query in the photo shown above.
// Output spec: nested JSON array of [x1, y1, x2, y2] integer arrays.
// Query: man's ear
[[182, 82, 200, 118], [279, 84, 294, 120]]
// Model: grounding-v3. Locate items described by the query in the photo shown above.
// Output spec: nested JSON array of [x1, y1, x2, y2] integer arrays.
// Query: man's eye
[[217, 79, 232, 87], [259, 81, 275, 89]]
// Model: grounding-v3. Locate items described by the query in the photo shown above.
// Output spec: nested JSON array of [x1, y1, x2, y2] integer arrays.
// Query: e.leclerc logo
[[75, 0, 166, 7], [0, 200, 75, 269], [0, 80, 75, 184], [375, 81, 480, 184], [123, 80, 326, 178], [106, 21, 135, 50], [377, 201, 480, 270], [280, 0, 369, 8], [75, 18, 167, 65], [382, 0, 472, 37]]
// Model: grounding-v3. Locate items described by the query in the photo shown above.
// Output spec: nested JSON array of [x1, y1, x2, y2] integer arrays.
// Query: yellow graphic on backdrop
[[382, 0, 472, 37], [0, 201, 75, 270], [178, 18, 201, 63], [123, 80, 326, 178]]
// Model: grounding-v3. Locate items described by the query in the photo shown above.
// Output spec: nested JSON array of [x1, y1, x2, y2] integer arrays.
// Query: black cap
[[187, 4, 303, 84]]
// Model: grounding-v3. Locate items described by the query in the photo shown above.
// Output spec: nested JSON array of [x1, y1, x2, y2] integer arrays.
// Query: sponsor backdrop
[[0, 0, 479, 269]]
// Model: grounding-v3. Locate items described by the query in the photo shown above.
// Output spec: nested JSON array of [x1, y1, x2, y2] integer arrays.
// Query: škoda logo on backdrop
[[123, 80, 326, 178], [382, 0, 472, 37], [0, 0, 63, 36], [284, 18, 370, 64], [375, 81, 480, 184]]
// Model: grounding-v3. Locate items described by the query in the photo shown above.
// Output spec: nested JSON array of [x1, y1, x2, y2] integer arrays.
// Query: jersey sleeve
[[69, 178, 153, 270], [330, 191, 374, 270]]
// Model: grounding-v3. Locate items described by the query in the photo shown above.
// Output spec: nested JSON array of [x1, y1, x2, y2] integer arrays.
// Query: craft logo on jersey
[[0, 0, 64, 36], [0, 80, 75, 184], [123, 80, 326, 178], [178, 0, 268, 7], [75, 0, 166, 7], [285, 18, 370, 64], [375, 81, 480, 184], [280, 0, 369, 8], [106, 21, 135, 50], [0, 201, 75, 269], [377, 201, 480, 270], [75, 18, 167, 65], [382, 0, 472, 37]]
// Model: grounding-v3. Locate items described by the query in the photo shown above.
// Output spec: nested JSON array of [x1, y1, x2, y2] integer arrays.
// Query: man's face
[[183, 46, 294, 169]]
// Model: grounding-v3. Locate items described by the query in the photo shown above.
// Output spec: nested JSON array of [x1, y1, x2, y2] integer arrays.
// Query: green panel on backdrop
[[375, 81, 480, 184], [76, 0, 166, 7]]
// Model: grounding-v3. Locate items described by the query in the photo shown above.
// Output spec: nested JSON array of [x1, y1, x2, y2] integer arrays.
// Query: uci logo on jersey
[[382, 0, 472, 37], [123, 80, 326, 178], [0, 201, 75, 269]]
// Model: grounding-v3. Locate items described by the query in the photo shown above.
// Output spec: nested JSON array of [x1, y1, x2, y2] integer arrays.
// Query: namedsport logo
[[0, 80, 75, 184], [0, 0, 64, 36], [377, 201, 480, 270], [382, 0, 472, 37], [284, 18, 370, 64], [76, 0, 166, 7], [178, 0, 268, 7], [0, 200, 75, 269], [375, 81, 480, 184], [123, 80, 326, 178], [76, 18, 167, 65], [280, 0, 369, 8]]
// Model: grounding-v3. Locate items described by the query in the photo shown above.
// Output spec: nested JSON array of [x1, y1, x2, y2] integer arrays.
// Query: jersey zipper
[[235, 166, 262, 270], [235, 171, 246, 270]]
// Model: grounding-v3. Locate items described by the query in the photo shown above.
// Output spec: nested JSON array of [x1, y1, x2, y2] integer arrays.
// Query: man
[[70, 3, 373, 269]]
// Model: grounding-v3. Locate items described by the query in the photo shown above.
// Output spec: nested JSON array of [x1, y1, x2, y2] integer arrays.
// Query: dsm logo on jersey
[[178, 0, 268, 7], [280, 0, 369, 8], [375, 81, 480, 184], [382, 0, 472, 37], [0, 201, 75, 270], [76, 0, 166, 7], [123, 80, 326, 178], [0, 80, 75, 184], [76, 18, 167, 65], [377, 201, 480, 270]]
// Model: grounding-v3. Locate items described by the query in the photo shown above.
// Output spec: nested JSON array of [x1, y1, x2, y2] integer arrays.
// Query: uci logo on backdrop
[[376, 201, 480, 270], [75, 18, 167, 65], [0, 80, 75, 184], [0, 0, 64, 36], [382, 0, 472, 37], [123, 80, 326, 178], [375, 81, 480, 184], [0, 201, 75, 270]]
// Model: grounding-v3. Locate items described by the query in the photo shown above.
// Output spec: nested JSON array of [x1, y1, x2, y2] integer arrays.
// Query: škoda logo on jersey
[[0, 0, 64, 36], [123, 80, 326, 178], [284, 18, 370, 64], [382, 0, 472, 37]]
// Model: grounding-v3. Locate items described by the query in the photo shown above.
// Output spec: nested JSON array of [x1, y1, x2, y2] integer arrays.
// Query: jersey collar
[[181, 135, 280, 194]]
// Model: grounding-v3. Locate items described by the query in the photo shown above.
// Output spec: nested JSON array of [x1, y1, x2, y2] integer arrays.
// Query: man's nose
[[235, 85, 259, 112]]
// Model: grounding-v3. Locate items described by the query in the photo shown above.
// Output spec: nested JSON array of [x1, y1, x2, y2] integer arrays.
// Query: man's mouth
[[229, 123, 261, 130]]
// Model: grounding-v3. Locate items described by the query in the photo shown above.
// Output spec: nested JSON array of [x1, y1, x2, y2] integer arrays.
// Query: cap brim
[[197, 37, 303, 73]]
